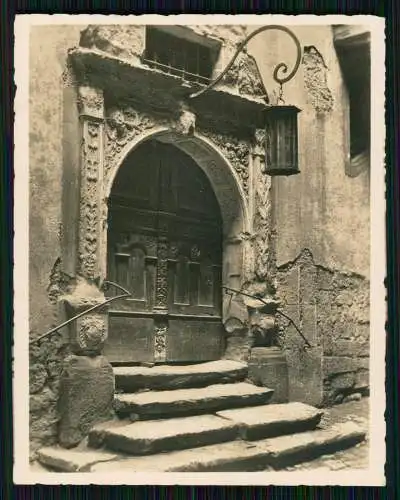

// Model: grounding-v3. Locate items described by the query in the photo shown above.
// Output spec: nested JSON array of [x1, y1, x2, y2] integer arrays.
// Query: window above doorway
[[142, 26, 221, 85]]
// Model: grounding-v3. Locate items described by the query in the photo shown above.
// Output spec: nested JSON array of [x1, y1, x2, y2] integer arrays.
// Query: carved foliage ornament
[[79, 120, 101, 278], [104, 106, 161, 183], [155, 238, 169, 310], [77, 86, 104, 119], [201, 129, 250, 197], [253, 129, 272, 280], [154, 325, 167, 359]]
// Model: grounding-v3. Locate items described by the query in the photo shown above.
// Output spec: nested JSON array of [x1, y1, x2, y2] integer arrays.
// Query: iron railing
[[29, 281, 132, 345], [222, 285, 312, 349]]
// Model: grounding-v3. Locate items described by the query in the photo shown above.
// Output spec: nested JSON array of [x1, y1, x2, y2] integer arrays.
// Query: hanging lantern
[[264, 104, 301, 176]]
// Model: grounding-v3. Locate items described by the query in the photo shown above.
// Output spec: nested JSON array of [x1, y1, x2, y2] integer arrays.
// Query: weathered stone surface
[[37, 446, 118, 472], [263, 421, 366, 468], [223, 337, 252, 363], [90, 414, 239, 455], [324, 357, 369, 376], [113, 382, 274, 418], [90, 421, 365, 472], [58, 355, 115, 448], [324, 339, 370, 358], [342, 392, 362, 403], [354, 369, 369, 390], [29, 364, 48, 394], [248, 347, 289, 403], [216, 402, 323, 441], [90, 440, 274, 472], [329, 372, 356, 391], [285, 341, 323, 407], [114, 360, 247, 392]]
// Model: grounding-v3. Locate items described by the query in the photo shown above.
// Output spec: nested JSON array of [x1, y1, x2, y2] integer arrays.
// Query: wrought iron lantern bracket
[[188, 25, 302, 100], [189, 25, 303, 177]]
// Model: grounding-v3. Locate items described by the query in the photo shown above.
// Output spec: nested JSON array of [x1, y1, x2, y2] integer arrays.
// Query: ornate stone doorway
[[105, 139, 224, 363]]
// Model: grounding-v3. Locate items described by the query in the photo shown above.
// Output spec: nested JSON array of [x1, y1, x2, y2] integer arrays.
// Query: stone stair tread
[[37, 446, 118, 472], [88, 421, 366, 472], [89, 414, 239, 455], [114, 382, 274, 417], [114, 360, 247, 391], [216, 402, 324, 440]]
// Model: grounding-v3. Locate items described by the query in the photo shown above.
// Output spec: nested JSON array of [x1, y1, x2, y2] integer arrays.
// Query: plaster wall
[[29, 25, 83, 457]]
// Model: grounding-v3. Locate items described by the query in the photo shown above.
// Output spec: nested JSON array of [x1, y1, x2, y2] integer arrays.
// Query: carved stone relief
[[154, 237, 169, 311], [154, 324, 167, 362], [222, 52, 267, 100], [79, 120, 101, 279], [104, 107, 159, 183], [200, 129, 250, 198], [77, 86, 104, 119], [253, 129, 273, 281]]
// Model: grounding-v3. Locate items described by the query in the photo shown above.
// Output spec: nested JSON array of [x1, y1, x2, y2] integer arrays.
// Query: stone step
[[114, 360, 248, 393], [90, 402, 323, 455], [37, 421, 366, 472], [89, 414, 240, 455], [113, 382, 274, 418], [216, 402, 324, 440]]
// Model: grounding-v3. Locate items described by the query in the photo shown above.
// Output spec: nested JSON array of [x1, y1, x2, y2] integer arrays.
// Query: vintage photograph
[[14, 14, 386, 485]]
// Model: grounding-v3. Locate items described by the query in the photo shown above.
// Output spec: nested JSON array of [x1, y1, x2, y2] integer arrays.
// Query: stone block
[[325, 339, 370, 358], [324, 357, 369, 377], [354, 369, 369, 390], [329, 372, 356, 391], [248, 347, 289, 403], [224, 336, 252, 363], [282, 314, 323, 406], [58, 355, 115, 448]]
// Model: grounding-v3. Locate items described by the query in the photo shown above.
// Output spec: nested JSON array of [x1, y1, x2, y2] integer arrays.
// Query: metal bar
[[29, 281, 132, 345], [222, 285, 312, 348], [141, 58, 211, 84]]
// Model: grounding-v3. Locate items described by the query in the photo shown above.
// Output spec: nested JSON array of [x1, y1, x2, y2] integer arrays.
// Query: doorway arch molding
[[101, 126, 255, 327]]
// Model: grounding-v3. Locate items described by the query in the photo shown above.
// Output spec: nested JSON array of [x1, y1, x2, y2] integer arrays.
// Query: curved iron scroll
[[189, 25, 302, 100], [222, 285, 312, 349], [29, 280, 132, 345]]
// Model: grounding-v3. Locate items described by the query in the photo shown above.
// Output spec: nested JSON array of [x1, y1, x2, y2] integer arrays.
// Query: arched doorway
[[105, 139, 224, 364]]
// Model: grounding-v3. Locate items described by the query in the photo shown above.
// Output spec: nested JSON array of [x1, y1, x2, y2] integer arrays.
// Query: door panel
[[106, 140, 223, 363]]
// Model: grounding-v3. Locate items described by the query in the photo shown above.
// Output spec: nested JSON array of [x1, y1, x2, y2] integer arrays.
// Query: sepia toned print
[[13, 14, 386, 486]]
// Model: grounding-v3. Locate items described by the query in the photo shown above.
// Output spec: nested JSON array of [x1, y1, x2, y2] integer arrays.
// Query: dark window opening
[[334, 29, 371, 160], [143, 27, 217, 85]]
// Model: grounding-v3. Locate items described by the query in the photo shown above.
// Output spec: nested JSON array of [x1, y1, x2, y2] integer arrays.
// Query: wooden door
[[105, 141, 224, 363]]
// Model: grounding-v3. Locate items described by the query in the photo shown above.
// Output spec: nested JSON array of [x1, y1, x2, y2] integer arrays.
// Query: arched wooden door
[[105, 140, 224, 363]]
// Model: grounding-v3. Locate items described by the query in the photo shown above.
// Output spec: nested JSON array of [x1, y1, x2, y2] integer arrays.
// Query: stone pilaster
[[77, 86, 105, 281]]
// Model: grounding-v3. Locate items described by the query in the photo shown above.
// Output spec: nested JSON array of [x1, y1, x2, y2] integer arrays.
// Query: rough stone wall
[[29, 25, 83, 458], [276, 249, 369, 406]]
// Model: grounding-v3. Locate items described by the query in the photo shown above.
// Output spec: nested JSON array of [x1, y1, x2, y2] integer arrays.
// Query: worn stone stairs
[[37, 360, 366, 472]]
